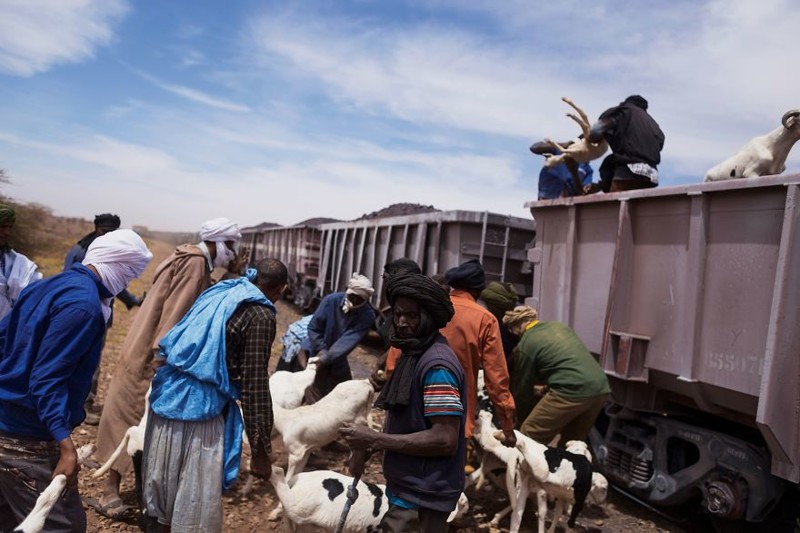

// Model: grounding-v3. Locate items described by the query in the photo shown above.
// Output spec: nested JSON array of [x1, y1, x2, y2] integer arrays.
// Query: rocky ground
[[73, 238, 688, 532]]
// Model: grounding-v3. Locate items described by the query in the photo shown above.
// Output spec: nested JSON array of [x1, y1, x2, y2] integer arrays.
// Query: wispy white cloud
[[246, 0, 800, 179], [131, 68, 251, 112], [0, 0, 129, 76], [178, 49, 205, 68]]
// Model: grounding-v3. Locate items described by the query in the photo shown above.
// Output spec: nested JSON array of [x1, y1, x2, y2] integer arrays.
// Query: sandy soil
[[73, 238, 686, 532]]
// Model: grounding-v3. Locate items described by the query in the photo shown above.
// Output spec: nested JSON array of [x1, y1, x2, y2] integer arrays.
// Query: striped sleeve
[[422, 366, 463, 417]]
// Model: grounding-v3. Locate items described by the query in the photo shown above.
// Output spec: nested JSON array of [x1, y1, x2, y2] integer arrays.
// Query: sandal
[[83, 496, 132, 519]]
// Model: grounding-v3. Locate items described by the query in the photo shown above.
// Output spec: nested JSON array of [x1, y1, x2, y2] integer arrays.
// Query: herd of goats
[[16, 360, 607, 533]]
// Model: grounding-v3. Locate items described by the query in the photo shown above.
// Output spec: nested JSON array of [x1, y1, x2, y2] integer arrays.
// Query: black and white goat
[[269, 466, 469, 532], [514, 431, 608, 533], [704, 109, 800, 181]]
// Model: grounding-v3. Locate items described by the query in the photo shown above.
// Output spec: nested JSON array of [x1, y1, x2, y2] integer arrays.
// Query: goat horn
[[782, 109, 800, 128]]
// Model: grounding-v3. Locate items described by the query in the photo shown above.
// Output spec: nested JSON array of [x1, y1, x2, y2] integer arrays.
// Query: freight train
[[241, 209, 536, 313], [245, 178, 800, 527], [526, 173, 800, 527]]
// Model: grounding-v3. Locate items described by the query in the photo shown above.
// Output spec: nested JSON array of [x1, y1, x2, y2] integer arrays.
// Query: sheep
[[514, 431, 608, 533], [704, 109, 800, 182], [268, 466, 469, 532], [269, 356, 320, 409], [542, 97, 608, 168], [15, 444, 95, 533], [273, 379, 375, 481]]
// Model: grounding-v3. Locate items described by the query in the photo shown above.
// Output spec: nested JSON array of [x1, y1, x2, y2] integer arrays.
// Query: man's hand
[[368, 369, 387, 391], [316, 349, 330, 365], [347, 448, 369, 478], [228, 246, 250, 275], [54, 437, 80, 486], [250, 450, 272, 479], [500, 429, 517, 449], [340, 423, 378, 451]]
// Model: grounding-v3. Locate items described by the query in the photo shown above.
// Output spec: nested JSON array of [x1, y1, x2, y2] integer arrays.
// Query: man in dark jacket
[[589, 95, 665, 192], [341, 272, 465, 532]]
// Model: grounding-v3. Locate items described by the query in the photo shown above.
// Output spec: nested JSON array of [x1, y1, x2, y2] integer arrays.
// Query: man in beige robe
[[92, 217, 247, 518]]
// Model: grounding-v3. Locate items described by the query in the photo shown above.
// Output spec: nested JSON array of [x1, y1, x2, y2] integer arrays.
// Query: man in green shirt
[[503, 306, 610, 446]]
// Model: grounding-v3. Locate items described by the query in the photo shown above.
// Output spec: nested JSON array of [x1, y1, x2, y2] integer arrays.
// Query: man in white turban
[[0, 230, 151, 531], [93, 217, 248, 519], [302, 273, 376, 404]]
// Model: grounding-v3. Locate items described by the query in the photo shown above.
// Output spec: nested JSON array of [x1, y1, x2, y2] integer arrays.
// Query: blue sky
[[1, 0, 798, 232]]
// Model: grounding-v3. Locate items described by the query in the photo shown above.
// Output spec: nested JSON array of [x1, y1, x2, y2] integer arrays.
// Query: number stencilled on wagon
[[705, 352, 763, 376]]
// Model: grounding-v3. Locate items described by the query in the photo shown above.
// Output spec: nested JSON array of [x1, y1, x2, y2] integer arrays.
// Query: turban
[[83, 229, 153, 298], [0, 204, 15, 225], [383, 258, 421, 277], [346, 273, 374, 300], [377, 272, 455, 409], [624, 95, 648, 111], [480, 281, 518, 321], [503, 305, 539, 337], [385, 272, 454, 330], [445, 259, 486, 291], [342, 273, 374, 313], [199, 217, 241, 243], [94, 213, 121, 231]]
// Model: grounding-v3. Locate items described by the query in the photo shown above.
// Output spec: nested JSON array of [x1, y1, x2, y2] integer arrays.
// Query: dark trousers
[[302, 358, 352, 405], [379, 504, 450, 533], [0, 435, 86, 533]]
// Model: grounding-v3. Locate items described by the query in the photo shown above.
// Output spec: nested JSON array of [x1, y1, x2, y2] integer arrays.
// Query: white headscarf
[[199, 217, 241, 243], [342, 273, 374, 313], [83, 229, 153, 320]]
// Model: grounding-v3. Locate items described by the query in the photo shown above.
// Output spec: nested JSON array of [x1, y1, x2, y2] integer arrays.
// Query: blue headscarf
[[149, 269, 275, 491]]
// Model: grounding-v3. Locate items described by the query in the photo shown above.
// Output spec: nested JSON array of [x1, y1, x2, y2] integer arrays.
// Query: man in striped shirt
[[341, 272, 465, 532]]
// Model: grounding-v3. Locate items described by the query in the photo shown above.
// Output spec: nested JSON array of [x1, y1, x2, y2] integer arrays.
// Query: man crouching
[[141, 259, 287, 532], [341, 272, 465, 532]]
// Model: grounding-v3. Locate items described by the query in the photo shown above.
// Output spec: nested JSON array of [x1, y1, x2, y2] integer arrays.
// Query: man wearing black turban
[[341, 273, 467, 531], [588, 94, 665, 193]]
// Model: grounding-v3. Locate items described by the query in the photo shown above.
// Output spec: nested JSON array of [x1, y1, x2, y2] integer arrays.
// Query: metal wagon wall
[[526, 173, 800, 484], [317, 210, 535, 308]]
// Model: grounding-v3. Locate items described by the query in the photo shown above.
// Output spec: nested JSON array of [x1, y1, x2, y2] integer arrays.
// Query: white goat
[[704, 109, 800, 181], [15, 444, 95, 533], [269, 357, 320, 409], [273, 379, 375, 481], [269, 466, 468, 532], [514, 431, 608, 533], [543, 97, 608, 168], [92, 386, 151, 479]]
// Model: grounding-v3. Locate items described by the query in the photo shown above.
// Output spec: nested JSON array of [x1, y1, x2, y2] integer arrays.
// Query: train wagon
[[242, 210, 536, 311], [525, 174, 800, 525]]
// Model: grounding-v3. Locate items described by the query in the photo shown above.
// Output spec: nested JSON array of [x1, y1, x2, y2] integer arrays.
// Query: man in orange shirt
[[386, 260, 516, 446]]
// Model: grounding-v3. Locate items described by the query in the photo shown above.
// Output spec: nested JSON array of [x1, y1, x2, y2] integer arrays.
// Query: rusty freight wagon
[[525, 174, 800, 525], [242, 210, 535, 312]]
